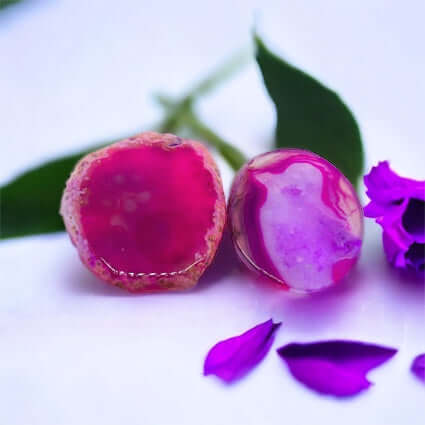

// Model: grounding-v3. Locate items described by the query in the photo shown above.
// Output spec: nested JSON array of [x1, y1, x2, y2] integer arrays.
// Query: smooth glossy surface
[[229, 149, 363, 292], [60, 132, 226, 292]]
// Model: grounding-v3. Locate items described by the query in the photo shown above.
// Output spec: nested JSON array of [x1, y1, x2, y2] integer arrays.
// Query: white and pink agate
[[228, 149, 363, 293]]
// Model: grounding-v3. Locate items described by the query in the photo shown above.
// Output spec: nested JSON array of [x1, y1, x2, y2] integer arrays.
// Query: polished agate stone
[[228, 149, 363, 292], [60, 132, 225, 292]]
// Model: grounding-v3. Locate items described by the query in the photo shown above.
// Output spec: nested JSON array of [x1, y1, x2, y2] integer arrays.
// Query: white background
[[0, 1, 424, 424]]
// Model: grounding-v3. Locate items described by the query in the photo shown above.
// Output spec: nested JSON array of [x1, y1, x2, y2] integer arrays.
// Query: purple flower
[[204, 319, 281, 383], [364, 161, 425, 274], [277, 340, 397, 397], [411, 353, 425, 383]]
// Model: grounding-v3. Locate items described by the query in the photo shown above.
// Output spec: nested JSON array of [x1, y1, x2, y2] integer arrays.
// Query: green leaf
[[0, 0, 23, 10], [0, 51, 249, 239], [0, 147, 98, 239], [255, 35, 364, 185]]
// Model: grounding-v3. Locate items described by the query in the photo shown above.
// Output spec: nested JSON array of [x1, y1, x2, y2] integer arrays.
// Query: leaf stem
[[185, 48, 251, 100], [156, 95, 246, 171], [183, 109, 247, 171], [157, 49, 250, 170]]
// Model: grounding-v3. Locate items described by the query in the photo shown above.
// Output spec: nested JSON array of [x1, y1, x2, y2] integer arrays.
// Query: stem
[[156, 49, 251, 170], [185, 48, 251, 100], [158, 48, 251, 135], [158, 97, 191, 134], [183, 109, 247, 171], [156, 95, 247, 170]]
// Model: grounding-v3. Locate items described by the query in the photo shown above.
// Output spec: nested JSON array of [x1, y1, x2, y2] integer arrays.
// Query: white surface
[[0, 1, 424, 425]]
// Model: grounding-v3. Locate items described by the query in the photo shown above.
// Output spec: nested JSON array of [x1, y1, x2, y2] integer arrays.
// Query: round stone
[[228, 149, 363, 293], [61, 132, 225, 292]]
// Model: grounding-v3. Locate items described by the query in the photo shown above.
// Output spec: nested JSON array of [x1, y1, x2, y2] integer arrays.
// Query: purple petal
[[364, 161, 425, 274], [204, 319, 281, 383], [411, 354, 425, 382], [277, 340, 397, 397], [364, 161, 424, 204]]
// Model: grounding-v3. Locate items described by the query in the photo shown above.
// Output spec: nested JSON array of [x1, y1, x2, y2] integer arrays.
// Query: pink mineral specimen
[[228, 149, 363, 293], [60, 132, 226, 292]]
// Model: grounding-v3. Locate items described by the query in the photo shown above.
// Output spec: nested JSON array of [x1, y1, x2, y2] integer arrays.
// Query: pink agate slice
[[60, 132, 226, 292], [228, 149, 363, 292]]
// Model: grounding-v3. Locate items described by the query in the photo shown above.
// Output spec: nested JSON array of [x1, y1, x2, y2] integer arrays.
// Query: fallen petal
[[204, 319, 281, 383], [277, 340, 397, 397], [411, 354, 425, 382]]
